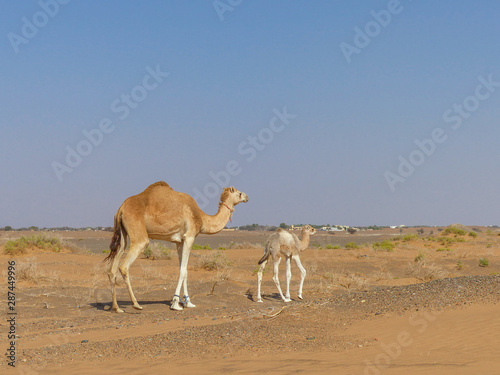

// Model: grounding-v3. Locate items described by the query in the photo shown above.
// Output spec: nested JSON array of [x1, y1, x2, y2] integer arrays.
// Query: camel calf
[[256, 225, 316, 302]]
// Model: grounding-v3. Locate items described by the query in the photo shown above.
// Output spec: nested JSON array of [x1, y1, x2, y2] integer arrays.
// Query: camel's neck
[[299, 231, 311, 251], [200, 202, 234, 235]]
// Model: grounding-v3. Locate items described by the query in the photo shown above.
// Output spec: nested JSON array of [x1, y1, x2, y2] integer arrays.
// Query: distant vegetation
[[1, 226, 113, 232], [4, 234, 62, 255], [238, 224, 278, 231]]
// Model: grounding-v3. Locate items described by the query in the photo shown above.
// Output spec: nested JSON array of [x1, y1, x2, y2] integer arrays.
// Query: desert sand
[[1, 227, 499, 374]]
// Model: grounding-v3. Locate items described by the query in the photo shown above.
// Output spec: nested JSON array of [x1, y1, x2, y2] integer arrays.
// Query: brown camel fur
[[105, 181, 248, 312], [256, 225, 316, 302]]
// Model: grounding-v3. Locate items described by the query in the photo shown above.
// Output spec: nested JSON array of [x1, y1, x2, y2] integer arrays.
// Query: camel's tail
[[104, 208, 127, 263], [258, 244, 271, 265]]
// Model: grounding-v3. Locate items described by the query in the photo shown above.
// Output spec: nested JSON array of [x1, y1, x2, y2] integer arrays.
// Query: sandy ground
[[1, 227, 499, 374]]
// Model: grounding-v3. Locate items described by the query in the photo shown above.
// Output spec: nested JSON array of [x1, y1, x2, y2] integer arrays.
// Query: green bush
[[443, 227, 467, 236], [436, 248, 452, 252], [4, 234, 62, 255], [479, 258, 490, 267], [344, 242, 359, 250], [468, 231, 478, 238], [192, 243, 211, 250], [402, 234, 419, 242], [372, 240, 395, 252], [325, 244, 340, 249]]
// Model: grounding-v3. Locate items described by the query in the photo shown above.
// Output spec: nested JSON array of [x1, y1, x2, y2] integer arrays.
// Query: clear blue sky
[[1, 1, 500, 228]]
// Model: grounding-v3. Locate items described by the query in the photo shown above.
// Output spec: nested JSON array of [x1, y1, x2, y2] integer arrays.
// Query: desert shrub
[[468, 231, 478, 238], [436, 248, 452, 252], [402, 234, 418, 242], [224, 242, 263, 249], [442, 227, 467, 236], [479, 258, 490, 267], [4, 234, 62, 255], [372, 240, 395, 252], [437, 237, 456, 246], [414, 251, 426, 262], [407, 260, 447, 281], [344, 242, 359, 250], [196, 250, 231, 271], [143, 242, 174, 260], [325, 244, 340, 249], [16, 258, 39, 281], [313, 243, 322, 249], [456, 260, 463, 270], [192, 243, 211, 250]]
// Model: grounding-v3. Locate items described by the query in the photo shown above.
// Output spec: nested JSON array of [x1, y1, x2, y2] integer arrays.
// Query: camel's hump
[[146, 181, 172, 190]]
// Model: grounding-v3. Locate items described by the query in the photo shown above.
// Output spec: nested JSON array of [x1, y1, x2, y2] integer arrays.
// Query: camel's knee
[[119, 265, 129, 279], [179, 268, 188, 280], [272, 275, 280, 285]]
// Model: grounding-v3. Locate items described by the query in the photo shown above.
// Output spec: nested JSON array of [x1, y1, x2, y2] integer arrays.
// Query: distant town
[[4, 224, 497, 233]]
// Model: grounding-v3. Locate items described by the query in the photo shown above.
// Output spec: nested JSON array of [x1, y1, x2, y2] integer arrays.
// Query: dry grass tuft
[[17, 257, 40, 281], [223, 242, 264, 250], [142, 242, 174, 260], [196, 250, 231, 271], [406, 260, 447, 281], [320, 271, 369, 293]]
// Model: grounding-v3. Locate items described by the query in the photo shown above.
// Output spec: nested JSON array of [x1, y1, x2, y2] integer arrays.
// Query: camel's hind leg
[[107, 245, 126, 313], [292, 254, 306, 300], [256, 259, 267, 302], [119, 238, 149, 310], [272, 257, 287, 302]]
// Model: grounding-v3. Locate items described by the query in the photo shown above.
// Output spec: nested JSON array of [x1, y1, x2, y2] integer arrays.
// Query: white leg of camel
[[256, 259, 267, 302], [272, 257, 287, 302], [293, 254, 306, 299], [171, 237, 194, 311], [284, 256, 292, 302]]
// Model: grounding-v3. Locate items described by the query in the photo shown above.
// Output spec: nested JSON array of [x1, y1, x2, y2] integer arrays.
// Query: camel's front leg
[[171, 238, 195, 311], [284, 256, 292, 302], [292, 255, 307, 299]]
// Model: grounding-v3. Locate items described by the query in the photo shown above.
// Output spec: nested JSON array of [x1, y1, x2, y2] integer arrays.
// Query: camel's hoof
[[298, 295, 303, 300], [256, 299, 263, 303], [184, 301, 196, 308], [113, 307, 125, 313], [133, 304, 143, 310], [284, 298, 292, 303], [170, 303, 183, 311]]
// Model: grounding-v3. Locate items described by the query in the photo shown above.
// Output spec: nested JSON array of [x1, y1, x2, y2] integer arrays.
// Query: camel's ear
[[229, 187, 235, 193]]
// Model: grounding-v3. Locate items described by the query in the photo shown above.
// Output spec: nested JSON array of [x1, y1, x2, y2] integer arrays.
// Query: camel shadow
[[251, 293, 288, 303], [90, 299, 173, 312]]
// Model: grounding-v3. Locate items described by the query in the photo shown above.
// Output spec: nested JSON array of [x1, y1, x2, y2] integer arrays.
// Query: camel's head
[[221, 186, 249, 206], [303, 225, 316, 236]]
